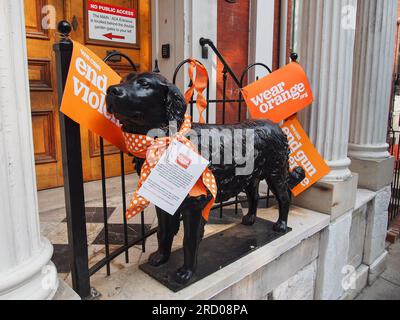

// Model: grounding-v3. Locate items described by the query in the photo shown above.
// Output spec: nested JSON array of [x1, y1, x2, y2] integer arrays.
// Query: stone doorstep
[[38, 174, 139, 214], [349, 157, 394, 192], [89, 206, 330, 300], [354, 189, 376, 212], [293, 174, 358, 221]]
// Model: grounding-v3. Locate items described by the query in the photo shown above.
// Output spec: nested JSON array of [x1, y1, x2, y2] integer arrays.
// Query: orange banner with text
[[60, 41, 127, 153], [281, 116, 330, 196], [242, 63, 313, 123]]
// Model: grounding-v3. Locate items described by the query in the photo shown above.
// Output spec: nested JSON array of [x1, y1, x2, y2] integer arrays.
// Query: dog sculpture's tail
[[288, 167, 306, 190]]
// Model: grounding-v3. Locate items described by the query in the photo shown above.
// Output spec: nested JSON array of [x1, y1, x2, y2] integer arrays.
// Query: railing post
[[53, 20, 91, 298], [200, 37, 241, 87]]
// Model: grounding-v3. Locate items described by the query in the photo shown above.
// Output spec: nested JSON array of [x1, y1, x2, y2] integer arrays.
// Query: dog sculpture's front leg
[[175, 207, 206, 284], [149, 207, 180, 267]]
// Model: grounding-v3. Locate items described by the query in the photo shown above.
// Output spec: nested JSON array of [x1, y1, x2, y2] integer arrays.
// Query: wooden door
[[25, 0, 152, 190]]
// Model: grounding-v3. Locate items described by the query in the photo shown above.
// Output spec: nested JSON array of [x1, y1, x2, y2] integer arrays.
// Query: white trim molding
[[248, 0, 275, 81], [151, 0, 217, 123]]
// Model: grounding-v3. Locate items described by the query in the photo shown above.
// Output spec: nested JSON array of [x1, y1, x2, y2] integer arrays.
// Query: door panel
[[25, 0, 152, 189], [26, 0, 64, 190], [25, 0, 50, 39]]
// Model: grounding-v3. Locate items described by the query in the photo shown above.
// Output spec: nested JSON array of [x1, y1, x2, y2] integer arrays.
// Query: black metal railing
[[388, 128, 400, 226], [54, 21, 284, 298], [388, 45, 400, 228]]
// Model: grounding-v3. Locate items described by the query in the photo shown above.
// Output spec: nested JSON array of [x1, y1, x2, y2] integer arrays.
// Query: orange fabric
[[241, 62, 313, 123], [124, 115, 217, 221], [184, 59, 209, 124]]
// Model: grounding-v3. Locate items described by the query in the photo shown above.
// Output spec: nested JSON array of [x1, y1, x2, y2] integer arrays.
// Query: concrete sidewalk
[[356, 240, 400, 300]]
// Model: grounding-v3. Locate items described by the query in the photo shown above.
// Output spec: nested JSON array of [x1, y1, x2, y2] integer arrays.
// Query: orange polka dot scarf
[[123, 115, 217, 221]]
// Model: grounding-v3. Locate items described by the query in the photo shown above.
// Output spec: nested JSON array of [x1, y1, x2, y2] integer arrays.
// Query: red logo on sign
[[176, 154, 192, 169]]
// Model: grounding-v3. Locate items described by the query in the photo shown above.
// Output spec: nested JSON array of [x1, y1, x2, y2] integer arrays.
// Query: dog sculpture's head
[[106, 73, 187, 134]]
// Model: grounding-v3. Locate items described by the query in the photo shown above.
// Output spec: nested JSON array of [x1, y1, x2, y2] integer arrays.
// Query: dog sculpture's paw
[[149, 251, 170, 267], [175, 266, 194, 285], [273, 220, 288, 233], [242, 214, 256, 226]]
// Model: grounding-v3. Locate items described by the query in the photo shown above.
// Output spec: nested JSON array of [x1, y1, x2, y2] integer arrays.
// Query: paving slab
[[356, 278, 400, 300], [381, 241, 400, 286], [357, 240, 400, 300]]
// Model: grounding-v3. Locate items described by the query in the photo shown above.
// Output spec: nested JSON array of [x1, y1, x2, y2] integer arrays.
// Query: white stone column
[[348, 0, 397, 191], [0, 0, 58, 299], [294, 0, 357, 182], [349, 0, 397, 160], [293, 1, 359, 300]]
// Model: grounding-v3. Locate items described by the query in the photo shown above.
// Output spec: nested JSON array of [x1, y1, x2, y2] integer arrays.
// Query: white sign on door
[[87, 1, 137, 45]]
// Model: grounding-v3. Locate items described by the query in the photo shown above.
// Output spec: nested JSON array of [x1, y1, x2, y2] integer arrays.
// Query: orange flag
[[60, 41, 127, 153], [242, 62, 313, 123], [281, 116, 331, 196]]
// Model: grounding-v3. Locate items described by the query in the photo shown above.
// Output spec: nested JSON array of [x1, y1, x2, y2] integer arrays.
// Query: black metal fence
[[388, 44, 400, 228], [54, 21, 282, 299], [388, 128, 400, 226]]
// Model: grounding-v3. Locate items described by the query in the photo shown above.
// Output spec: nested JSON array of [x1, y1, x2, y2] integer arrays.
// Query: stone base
[[140, 218, 291, 292], [340, 265, 369, 300], [368, 251, 388, 285], [53, 278, 81, 300], [349, 157, 394, 191], [0, 240, 59, 300], [363, 186, 391, 265], [315, 211, 352, 300], [348, 205, 368, 268], [213, 234, 319, 300], [293, 174, 358, 221], [89, 206, 329, 300], [271, 260, 317, 300]]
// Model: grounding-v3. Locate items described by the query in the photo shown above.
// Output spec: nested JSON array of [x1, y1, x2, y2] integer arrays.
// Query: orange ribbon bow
[[123, 115, 217, 221], [123, 59, 216, 221], [184, 59, 209, 124]]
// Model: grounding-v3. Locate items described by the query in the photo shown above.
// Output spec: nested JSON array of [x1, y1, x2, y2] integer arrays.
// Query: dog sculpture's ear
[[164, 83, 187, 127]]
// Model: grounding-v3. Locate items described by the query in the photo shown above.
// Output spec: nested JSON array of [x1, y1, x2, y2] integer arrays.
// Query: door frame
[[150, 0, 217, 124]]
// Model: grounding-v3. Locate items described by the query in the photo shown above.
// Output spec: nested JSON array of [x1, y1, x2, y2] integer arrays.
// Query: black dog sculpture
[[106, 72, 305, 284]]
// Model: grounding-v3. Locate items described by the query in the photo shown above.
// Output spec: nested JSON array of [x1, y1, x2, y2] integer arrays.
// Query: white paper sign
[[87, 1, 137, 45], [138, 140, 209, 215]]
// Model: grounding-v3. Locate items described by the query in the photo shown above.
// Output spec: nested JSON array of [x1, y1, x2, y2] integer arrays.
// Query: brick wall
[[216, 0, 250, 124], [273, 0, 280, 70], [396, 0, 400, 74], [273, 0, 293, 69], [215, 0, 292, 124]]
